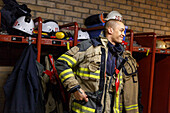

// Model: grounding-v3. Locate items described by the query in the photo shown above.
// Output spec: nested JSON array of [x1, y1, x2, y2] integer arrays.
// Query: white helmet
[[78, 30, 90, 40], [42, 20, 59, 33], [104, 11, 123, 22], [13, 16, 34, 35]]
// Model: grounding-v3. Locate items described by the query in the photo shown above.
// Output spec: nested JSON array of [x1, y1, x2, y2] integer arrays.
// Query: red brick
[[126, 21, 138, 26], [55, 15, 72, 22], [150, 25, 160, 29], [133, 7, 144, 13], [138, 23, 149, 28], [151, 6, 162, 11], [131, 26, 143, 32], [106, 2, 119, 8], [90, 0, 105, 5], [73, 18, 84, 24], [17, 0, 36, 4], [65, 11, 81, 18], [120, 5, 132, 10], [114, 9, 126, 14], [162, 8, 170, 13], [162, 17, 169, 22], [127, 1, 139, 7], [143, 28, 154, 32], [161, 26, 169, 31], [114, 0, 126, 4], [47, 8, 64, 15], [151, 15, 162, 20], [99, 6, 112, 12], [156, 11, 166, 17], [168, 14, 170, 18], [156, 21, 166, 26], [37, 0, 55, 7], [27, 4, 46, 12], [83, 3, 98, 9], [36, 12, 54, 20], [146, 1, 157, 6], [49, 0, 65, 3], [56, 3, 73, 10], [145, 19, 155, 24], [155, 30, 165, 35], [82, 14, 91, 19], [123, 15, 132, 20], [90, 10, 103, 15], [165, 32, 170, 35], [79, 0, 90, 2], [74, 7, 89, 13], [127, 11, 139, 16], [132, 17, 144, 22], [66, 0, 82, 6], [139, 13, 150, 18], [157, 3, 167, 8], [167, 23, 170, 27], [134, 0, 145, 3], [140, 3, 151, 9], [145, 9, 155, 15]]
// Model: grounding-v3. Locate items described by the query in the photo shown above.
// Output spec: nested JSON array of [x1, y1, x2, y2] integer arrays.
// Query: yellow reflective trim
[[125, 104, 138, 111], [58, 54, 77, 67], [59, 68, 72, 78], [72, 107, 84, 113], [73, 102, 95, 113], [113, 73, 120, 113], [79, 68, 100, 73], [62, 54, 77, 63], [61, 73, 74, 83], [58, 57, 72, 67], [77, 72, 100, 79]]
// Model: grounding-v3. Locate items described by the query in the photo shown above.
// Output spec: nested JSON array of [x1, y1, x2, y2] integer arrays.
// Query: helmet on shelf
[[12, 16, 34, 35], [104, 11, 123, 22], [156, 40, 167, 49], [78, 30, 90, 40], [42, 20, 59, 33]]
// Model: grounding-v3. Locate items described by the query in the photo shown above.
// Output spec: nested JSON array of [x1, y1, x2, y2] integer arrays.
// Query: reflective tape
[[59, 68, 74, 83], [58, 54, 77, 67], [76, 68, 100, 79], [125, 104, 138, 111], [72, 102, 95, 113]]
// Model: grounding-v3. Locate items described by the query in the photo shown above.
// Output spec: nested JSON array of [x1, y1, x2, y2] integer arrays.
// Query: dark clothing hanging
[[3, 45, 41, 113]]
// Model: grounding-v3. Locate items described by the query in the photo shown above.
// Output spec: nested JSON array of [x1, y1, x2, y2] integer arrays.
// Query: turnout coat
[[55, 36, 139, 113]]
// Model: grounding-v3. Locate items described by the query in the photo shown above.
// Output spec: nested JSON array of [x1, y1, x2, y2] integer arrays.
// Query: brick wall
[[0, 0, 169, 35]]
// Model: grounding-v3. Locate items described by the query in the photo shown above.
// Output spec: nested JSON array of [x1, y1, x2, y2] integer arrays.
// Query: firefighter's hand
[[73, 88, 88, 102]]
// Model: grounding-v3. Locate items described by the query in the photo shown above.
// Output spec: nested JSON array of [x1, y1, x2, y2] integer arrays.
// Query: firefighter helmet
[[104, 11, 123, 22], [78, 30, 90, 40], [12, 16, 34, 35], [156, 40, 166, 49], [42, 20, 59, 33]]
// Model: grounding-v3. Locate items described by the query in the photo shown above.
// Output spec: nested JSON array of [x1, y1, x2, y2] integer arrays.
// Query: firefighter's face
[[108, 21, 125, 45]]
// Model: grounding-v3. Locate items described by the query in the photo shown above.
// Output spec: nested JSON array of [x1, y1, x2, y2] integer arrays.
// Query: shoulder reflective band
[[58, 54, 77, 67], [59, 68, 74, 83]]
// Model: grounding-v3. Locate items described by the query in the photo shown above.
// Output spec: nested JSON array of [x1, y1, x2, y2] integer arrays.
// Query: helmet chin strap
[[25, 16, 31, 23]]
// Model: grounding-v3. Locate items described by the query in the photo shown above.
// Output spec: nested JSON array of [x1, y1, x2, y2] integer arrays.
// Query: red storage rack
[[151, 35, 170, 113], [0, 12, 79, 64], [132, 32, 156, 113]]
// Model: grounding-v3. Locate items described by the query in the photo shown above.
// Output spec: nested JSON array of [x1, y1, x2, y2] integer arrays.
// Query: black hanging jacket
[[3, 45, 40, 113]]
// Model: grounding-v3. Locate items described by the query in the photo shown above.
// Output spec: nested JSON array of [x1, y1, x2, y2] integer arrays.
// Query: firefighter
[[55, 10, 139, 113]]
